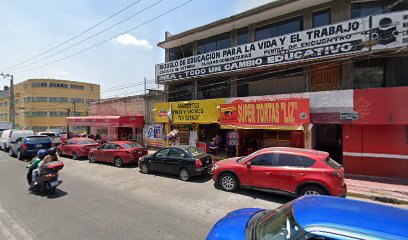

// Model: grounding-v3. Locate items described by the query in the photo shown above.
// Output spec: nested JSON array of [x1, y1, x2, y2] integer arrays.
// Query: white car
[[37, 132, 61, 146], [0, 129, 35, 152]]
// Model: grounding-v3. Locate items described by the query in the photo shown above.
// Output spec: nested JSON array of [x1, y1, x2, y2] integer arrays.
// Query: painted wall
[[343, 125, 408, 179]]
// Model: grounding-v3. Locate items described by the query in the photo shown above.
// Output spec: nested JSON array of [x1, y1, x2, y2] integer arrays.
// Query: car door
[[166, 148, 188, 174], [94, 143, 109, 162], [149, 148, 171, 172], [244, 153, 279, 189], [11, 137, 22, 154], [271, 153, 307, 193], [105, 143, 120, 163], [64, 140, 76, 155]]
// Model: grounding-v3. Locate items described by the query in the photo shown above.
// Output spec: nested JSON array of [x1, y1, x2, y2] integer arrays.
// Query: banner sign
[[156, 11, 408, 82], [220, 99, 310, 127], [154, 98, 225, 124]]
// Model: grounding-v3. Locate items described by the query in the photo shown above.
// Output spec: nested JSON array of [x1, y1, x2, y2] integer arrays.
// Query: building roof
[[294, 196, 408, 239], [158, 0, 331, 49], [15, 78, 100, 86]]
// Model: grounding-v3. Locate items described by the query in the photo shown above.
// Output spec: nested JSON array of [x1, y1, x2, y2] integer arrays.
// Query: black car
[[138, 146, 213, 181]]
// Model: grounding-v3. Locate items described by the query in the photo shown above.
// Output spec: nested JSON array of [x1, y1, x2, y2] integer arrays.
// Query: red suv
[[212, 147, 346, 197]]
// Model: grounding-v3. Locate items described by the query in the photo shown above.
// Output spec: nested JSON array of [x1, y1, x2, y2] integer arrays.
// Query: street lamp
[[0, 73, 15, 128]]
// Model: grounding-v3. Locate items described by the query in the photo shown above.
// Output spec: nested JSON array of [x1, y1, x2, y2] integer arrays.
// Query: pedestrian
[[209, 138, 218, 156]]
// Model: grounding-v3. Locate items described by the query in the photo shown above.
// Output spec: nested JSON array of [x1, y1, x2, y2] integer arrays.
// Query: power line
[[0, 0, 143, 72], [8, 0, 164, 72], [13, 0, 194, 74]]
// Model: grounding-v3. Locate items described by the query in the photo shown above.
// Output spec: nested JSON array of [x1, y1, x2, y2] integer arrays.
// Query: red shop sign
[[220, 99, 310, 126]]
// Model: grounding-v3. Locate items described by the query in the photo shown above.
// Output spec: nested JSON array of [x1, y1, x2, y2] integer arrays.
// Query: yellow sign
[[154, 99, 225, 124], [154, 102, 170, 123]]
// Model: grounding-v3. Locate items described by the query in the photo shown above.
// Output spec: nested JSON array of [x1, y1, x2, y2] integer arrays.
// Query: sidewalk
[[346, 175, 408, 204]]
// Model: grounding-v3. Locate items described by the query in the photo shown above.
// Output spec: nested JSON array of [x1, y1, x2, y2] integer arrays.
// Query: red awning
[[66, 115, 144, 128]]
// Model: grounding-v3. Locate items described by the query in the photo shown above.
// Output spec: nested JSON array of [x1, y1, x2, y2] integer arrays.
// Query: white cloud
[[115, 34, 153, 49]]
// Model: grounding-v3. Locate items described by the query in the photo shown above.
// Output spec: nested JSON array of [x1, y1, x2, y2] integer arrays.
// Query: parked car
[[9, 135, 52, 160], [57, 138, 99, 160], [58, 132, 80, 143], [207, 195, 408, 240], [138, 146, 213, 181], [38, 132, 61, 146], [88, 141, 148, 167], [212, 147, 346, 197], [0, 129, 35, 152]]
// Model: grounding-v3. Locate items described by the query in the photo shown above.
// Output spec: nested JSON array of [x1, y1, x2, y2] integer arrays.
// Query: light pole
[[0, 73, 15, 128]]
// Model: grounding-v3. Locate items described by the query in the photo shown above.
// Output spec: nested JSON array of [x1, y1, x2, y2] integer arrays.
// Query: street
[[0, 151, 289, 240]]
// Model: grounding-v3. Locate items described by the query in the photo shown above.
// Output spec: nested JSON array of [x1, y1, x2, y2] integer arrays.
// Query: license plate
[[50, 181, 58, 187], [35, 144, 42, 148]]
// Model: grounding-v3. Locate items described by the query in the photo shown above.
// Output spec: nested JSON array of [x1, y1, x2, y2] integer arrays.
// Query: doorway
[[314, 124, 343, 163]]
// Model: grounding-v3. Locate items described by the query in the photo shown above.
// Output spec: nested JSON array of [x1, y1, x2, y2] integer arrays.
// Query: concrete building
[[0, 79, 100, 132], [154, 0, 408, 179]]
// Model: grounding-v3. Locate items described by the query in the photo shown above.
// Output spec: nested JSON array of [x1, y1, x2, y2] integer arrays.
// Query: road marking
[[0, 205, 34, 240]]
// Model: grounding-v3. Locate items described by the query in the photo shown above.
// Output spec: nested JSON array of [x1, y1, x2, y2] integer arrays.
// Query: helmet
[[37, 150, 48, 159], [48, 146, 57, 156]]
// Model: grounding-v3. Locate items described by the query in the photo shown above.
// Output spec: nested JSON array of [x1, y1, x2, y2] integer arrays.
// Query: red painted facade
[[343, 87, 408, 179]]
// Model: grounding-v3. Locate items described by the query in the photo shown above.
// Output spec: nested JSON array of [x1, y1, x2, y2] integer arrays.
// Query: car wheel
[[17, 150, 23, 160], [299, 185, 327, 196], [72, 152, 78, 160], [114, 157, 123, 168], [4, 146, 9, 153], [8, 149, 15, 157], [178, 168, 190, 181], [219, 173, 238, 192], [89, 154, 96, 163], [3, 144, 6, 152], [140, 162, 149, 174]]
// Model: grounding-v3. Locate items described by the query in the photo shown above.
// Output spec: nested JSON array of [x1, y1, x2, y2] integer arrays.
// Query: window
[[100, 143, 111, 150], [251, 153, 276, 166], [351, 1, 408, 19], [32, 82, 47, 88], [197, 78, 231, 100], [197, 32, 231, 54], [277, 154, 303, 167], [32, 97, 47, 102], [79, 139, 97, 145], [169, 42, 194, 61], [24, 97, 31, 102], [122, 143, 142, 148], [49, 83, 68, 88], [49, 111, 68, 117], [70, 98, 84, 103], [255, 16, 303, 41], [169, 148, 186, 158], [353, 58, 385, 89], [49, 97, 68, 102], [31, 112, 48, 117], [313, 9, 331, 28], [168, 82, 194, 102], [24, 112, 31, 117], [109, 143, 121, 149], [66, 140, 77, 145], [70, 84, 85, 90], [300, 156, 316, 167], [237, 27, 249, 45], [155, 148, 171, 157]]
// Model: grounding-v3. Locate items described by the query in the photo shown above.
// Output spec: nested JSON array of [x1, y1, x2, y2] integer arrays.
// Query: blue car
[[207, 196, 408, 240], [9, 135, 52, 160]]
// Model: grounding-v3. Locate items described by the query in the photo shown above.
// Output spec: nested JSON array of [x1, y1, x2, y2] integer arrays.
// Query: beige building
[[0, 79, 100, 132]]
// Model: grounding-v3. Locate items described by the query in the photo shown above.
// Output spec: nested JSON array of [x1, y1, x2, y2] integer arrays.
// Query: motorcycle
[[26, 160, 64, 195]]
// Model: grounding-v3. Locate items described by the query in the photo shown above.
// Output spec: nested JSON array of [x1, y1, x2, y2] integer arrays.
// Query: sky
[[0, 0, 272, 98]]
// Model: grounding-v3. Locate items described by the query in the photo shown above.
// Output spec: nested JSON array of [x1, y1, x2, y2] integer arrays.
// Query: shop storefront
[[153, 98, 225, 151], [219, 98, 310, 156], [66, 115, 144, 144]]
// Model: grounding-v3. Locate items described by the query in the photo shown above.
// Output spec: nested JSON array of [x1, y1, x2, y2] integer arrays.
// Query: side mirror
[[246, 162, 251, 168], [156, 153, 163, 157]]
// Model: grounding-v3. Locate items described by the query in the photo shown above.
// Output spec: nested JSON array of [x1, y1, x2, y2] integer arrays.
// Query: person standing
[[209, 138, 218, 156]]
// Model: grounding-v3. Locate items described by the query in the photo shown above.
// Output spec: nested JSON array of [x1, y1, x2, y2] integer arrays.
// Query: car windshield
[[26, 137, 50, 143], [253, 202, 304, 240], [184, 147, 205, 157], [237, 151, 259, 163], [79, 140, 97, 145], [121, 143, 142, 148], [40, 133, 56, 137]]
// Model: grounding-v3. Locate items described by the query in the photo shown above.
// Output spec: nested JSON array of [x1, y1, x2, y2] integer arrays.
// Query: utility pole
[[73, 97, 77, 117], [67, 108, 70, 139], [0, 73, 15, 128]]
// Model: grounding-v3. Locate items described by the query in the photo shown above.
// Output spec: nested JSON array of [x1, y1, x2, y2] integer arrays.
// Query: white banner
[[156, 11, 408, 83]]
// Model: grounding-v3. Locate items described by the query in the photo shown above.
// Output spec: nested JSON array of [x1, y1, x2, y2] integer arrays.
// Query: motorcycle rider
[[48, 146, 59, 161], [28, 150, 48, 185]]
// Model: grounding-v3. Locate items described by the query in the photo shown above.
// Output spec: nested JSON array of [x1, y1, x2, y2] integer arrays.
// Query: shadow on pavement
[[27, 188, 68, 199], [92, 162, 139, 169], [143, 171, 213, 183], [213, 183, 293, 204]]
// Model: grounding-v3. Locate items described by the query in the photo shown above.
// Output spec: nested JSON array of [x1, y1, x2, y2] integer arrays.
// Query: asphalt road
[[0, 151, 290, 240]]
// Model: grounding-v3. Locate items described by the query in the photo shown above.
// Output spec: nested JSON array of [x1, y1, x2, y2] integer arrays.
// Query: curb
[[348, 192, 408, 205]]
